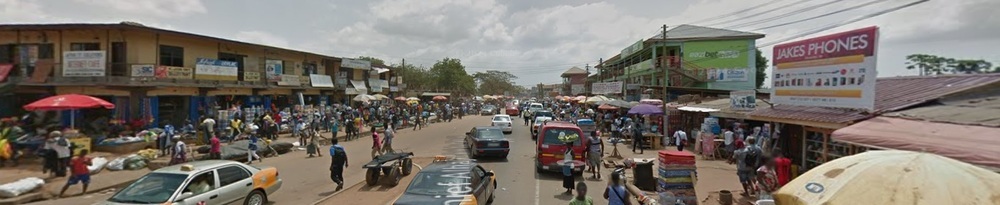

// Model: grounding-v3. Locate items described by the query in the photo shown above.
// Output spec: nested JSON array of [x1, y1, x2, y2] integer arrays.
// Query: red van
[[535, 121, 588, 173]]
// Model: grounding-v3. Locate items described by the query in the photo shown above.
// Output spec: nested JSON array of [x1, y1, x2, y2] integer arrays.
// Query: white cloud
[[233, 31, 290, 48], [0, 0, 62, 23], [72, 0, 207, 18]]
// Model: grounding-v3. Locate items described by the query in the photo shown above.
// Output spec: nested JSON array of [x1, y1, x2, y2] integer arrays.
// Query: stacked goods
[[657, 150, 697, 204]]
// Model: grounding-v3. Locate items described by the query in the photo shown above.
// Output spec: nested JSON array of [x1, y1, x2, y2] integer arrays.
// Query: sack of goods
[[0, 177, 45, 198], [88, 157, 109, 174]]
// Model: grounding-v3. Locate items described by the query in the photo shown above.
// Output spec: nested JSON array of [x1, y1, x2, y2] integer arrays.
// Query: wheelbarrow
[[362, 152, 415, 186]]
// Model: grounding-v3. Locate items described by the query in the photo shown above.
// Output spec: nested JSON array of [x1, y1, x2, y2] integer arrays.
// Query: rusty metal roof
[[751, 74, 1000, 123], [884, 87, 1000, 127]]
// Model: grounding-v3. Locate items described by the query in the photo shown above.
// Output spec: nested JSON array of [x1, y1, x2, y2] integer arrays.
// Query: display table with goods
[[657, 150, 697, 204]]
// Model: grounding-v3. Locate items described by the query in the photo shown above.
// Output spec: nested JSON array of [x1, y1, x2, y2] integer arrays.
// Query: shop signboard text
[[771, 26, 879, 110]]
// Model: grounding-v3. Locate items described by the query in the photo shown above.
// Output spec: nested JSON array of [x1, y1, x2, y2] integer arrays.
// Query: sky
[[2, 0, 998, 86]]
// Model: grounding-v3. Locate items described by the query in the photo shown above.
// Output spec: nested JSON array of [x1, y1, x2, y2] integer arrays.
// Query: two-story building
[[561, 66, 588, 96], [0, 22, 392, 127], [595, 24, 764, 101]]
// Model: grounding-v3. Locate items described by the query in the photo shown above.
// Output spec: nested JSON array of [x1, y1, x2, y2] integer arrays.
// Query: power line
[[707, 0, 820, 27], [690, 0, 789, 24], [725, 0, 851, 29], [758, 0, 930, 47], [752, 0, 890, 31]]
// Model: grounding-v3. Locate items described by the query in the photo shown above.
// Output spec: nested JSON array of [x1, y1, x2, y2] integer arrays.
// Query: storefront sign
[[771, 26, 879, 110], [592, 81, 623, 95], [682, 40, 750, 82], [730, 90, 756, 111], [131, 64, 155, 77], [155, 66, 193, 79], [277, 74, 300, 86], [341, 58, 371, 70], [194, 58, 238, 81], [389, 86, 399, 92], [244, 71, 261, 82], [369, 78, 385, 93], [265, 59, 283, 81], [62, 51, 106, 77], [310, 74, 334, 88], [620, 40, 644, 58], [300, 75, 311, 85], [571, 84, 585, 95]]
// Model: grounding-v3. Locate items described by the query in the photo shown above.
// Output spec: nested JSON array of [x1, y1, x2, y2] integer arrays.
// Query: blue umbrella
[[627, 104, 664, 115]]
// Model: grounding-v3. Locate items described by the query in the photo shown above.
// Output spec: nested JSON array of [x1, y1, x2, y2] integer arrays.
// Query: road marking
[[534, 179, 540, 205]]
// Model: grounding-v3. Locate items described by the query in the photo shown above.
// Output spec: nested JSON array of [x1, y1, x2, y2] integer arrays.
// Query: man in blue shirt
[[329, 138, 349, 191]]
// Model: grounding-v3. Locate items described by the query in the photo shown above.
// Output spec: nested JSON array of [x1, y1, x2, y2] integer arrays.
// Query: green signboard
[[682, 40, 751, 82]]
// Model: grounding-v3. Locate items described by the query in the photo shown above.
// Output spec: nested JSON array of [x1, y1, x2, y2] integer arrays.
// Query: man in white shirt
[[724, 129, 735, 158], [673, 129, 687, 151], [43, 131, 72, 177]]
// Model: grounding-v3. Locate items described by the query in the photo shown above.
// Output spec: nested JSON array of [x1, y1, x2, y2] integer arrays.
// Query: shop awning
[[349, 80, 368, 94], [310, 74, 334, 88], [832, 116, 1000, 170], [373, 67, 391, 74], [677, 106, 719, 112], [421, 92, 450, 96]]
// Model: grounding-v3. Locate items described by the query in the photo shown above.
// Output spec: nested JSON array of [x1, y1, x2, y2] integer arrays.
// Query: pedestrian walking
[[562, 146, 576, 195], [673, 129, 687, 151], [382, 124, 395, 154], [731, 137, 762, 196], [248, 133, 262, 164], [370, 126, 382, 159], [169, 136, 187, 165], [43, 131, 72, 177], [331, 119, 340, 140], [631, 119, 644, 154], [568, 182, 594, 205], [605, 171, 632, 205], [58, 149, 91, 198], [587, 131, 604, 179], [209, 134, 221, 159], [329, 138, 348, 191], [201, 116, 216, 144]]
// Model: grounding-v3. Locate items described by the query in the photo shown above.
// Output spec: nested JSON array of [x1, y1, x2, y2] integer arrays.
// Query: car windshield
[[405, 172, 473, 196], [477, 128, 506, 139], [483, 105, 495, 110], [534, 117, 552, 125], [108, 173, 189, 204], [493, 116, 510, 121], [535, 111, 554, 118], [542, 128, 582, 145]]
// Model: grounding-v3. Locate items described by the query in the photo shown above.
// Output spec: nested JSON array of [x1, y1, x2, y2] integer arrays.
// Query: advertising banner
[[730, 90, 757, 111], [277, 74, 301, 86], [310, 74, 333, 88], [591, 81, 623, 95], [682, 40, 750, 82], [62, 51, 106, 77], [244, 71, 261, 82], [194, 58, 238, 81], [131, 64, 155, 77], [620, 40, 644, 58], [265, 59, 283, 81], [155, 66, 193, 79], [571, 84, 585, 95], [771, 26, 878, 110], [341, 58, 372, 70]]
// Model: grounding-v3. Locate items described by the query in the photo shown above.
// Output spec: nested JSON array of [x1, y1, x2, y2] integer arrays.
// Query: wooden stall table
[[642, 133, 663, 150]]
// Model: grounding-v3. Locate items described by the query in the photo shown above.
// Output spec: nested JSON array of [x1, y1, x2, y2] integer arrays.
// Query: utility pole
[[661, 24, 669, 123], [585, 63, 590, 95]]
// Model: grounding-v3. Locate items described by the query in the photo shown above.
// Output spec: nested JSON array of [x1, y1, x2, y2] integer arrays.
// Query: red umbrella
[[23, 94, 114, 129], [24, 94, 115, 111], [432, 95, 448, 101], [598, 104, 619, 110], [394, 96, 407, 101]]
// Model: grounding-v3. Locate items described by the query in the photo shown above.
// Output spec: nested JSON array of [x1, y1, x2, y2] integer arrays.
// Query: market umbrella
[[353, 94, 376, 102], [597, 104, 619, 110], [393, 96, 407, 101], [627, 104, 664, 115], [606, 100, 632, 108], [371, 94, 389, 100], [24, 94, 115, 129], [585, 95, 611, 104], [775, 150, 1000, 205], [574, 95, 587, 101], [432, 95, 448, 101], [406, 97, 420, 101], [639, 99, 663, 105]]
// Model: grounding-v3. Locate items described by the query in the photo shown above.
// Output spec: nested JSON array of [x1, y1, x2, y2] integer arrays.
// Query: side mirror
[[176, 192, 194, 201], [465, 132, 471, 136], [485, 171, 495, 177]]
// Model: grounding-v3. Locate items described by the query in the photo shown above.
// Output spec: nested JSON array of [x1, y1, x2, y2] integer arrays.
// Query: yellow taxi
[[101, 160, 282, 205]]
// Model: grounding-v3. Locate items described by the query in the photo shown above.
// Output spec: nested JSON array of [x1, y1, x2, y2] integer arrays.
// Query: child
[[370, 126, 382, 159], [568, 182, 594, 205], [59, 149, 91, 197]]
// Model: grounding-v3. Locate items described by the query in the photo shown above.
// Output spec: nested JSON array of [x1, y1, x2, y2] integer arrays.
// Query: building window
[[159, 45, 184, 67], [70, 43, 100, 51]]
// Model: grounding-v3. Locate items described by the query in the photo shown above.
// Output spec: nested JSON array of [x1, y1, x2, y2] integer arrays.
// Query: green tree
[[391, 63, 432, 91], [473, 70, 519, 95], [906, 54, 952, 76], [755, 48, 769, 89], [429, 58, 476, 96], [949, 59, 994, 74], [357, 56, 385, 66]]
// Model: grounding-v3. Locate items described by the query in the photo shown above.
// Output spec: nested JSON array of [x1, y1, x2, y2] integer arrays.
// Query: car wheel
[[365, 168, 380, 186], [243, 190, 266, 205]]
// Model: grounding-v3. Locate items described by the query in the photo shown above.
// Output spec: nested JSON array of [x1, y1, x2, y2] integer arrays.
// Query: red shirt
[[775, 157, 792, 186], [210, 137, 221, 153], [71, 157, 91, 175]]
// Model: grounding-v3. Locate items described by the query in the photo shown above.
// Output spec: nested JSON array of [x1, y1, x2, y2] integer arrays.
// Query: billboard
[[682, 40, 750, 82], [130, 64, 155, 77], [341, 58, 371, 70], [265, 59, 283, 81], [771, 26, 879, 110], [571, 84, 585, 95], [592, 81, 623, 95], [730, 90, 756, 111], [194, 58, 238, 81], [62, 51, 106, 77], [155, 66, 193, 79]]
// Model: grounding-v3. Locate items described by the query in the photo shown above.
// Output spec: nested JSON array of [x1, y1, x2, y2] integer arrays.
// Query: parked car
[[535, 121, 588, 173], [103, 160, 282, 205], [392, 156, 496, 205], [491, 115, 514, 134], [480, 105, 497, 115], [464, 126, 511, 159], [531, 116, 553, 140]]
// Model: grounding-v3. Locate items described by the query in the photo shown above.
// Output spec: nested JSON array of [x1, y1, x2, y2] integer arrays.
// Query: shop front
[[749, 105, 860, 173]]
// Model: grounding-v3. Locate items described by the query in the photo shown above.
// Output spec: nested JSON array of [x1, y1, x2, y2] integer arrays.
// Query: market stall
[[22, 94, 115, 155]]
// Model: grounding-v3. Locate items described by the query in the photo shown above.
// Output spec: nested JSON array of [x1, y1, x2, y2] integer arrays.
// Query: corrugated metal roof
[[679, 98, 769, 115], [561, 67, 587, 76], [650, 24, 764, 40], [885, 89, 1000, 127], [751, 74, 1000, 123]]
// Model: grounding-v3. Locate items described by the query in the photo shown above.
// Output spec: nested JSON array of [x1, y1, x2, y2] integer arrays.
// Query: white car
[[531, 116, 553, 140], [491, 115, 513, 134], [102, 160, 282, 205]]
